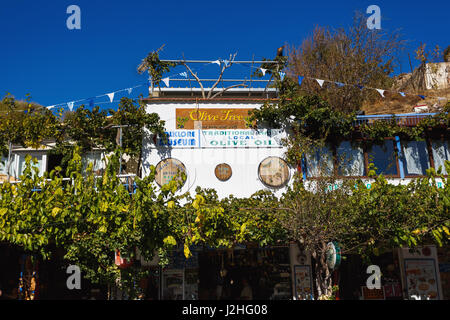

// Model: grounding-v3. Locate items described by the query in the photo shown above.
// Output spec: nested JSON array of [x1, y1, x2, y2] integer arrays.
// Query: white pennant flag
[[376, 89, 385, 98], [107, 92, 115, 103], [279, 72, 285, 80], [127, 88, 133, 95], [162, 77, 170, 87], [47, 105, 55, 110], [179, 71, 187, 78], [67, 101, 74, 111], [212, 60, 220, 66], [316, 79, 325, 87], [260, 68, 267, 76]]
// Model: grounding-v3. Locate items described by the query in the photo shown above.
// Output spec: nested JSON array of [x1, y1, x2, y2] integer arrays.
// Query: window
[[401, 140, 430, 176], [367, 140, 398, 176], [431, 140, 450, 174], [0, 156, 7, 175], [17, 153, 44, 177], [336, 141, 365, 176], [82, 151, 106, 174], [305, 145, 334, 177]]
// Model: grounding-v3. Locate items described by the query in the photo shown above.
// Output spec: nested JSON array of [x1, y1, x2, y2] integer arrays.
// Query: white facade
[[142, 100, 294, 199]]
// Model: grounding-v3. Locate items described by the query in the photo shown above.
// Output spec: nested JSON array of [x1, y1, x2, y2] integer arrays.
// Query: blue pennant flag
[[399, 92, 406, 97], [298, 76, 304, 85], [335, 82, 345, 87], [356, 85, 364, 90], [418, 95, 426, 100], [279, 72, 286, 81]]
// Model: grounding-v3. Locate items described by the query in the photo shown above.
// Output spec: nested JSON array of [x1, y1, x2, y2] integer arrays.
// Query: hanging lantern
[[115, 250, 133, 269]]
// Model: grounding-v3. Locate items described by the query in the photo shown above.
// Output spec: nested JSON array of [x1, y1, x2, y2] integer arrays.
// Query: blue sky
[[0, 0, 448, 110]]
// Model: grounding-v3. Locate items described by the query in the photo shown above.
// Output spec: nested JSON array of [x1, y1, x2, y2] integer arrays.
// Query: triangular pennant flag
[[260, 68, 267, 76], [223, 60, 230, 67], [335, 82, 345, 87], [162, 77, 170, 87], [376, 89, 385, 98], [399, 92, 406, 97], [298, 76, 304, 85], [67, 101, 74, 111], [179, 72, 187, 78], [212, 60, 221, 66], [47, 105, 55, 110], [316, 79, 325, 87], [356, 85, 364, 90], [279, 72, 285, 81], [418, 95, 426, 100], [127, 88, 133, 95], [107, 92, 115, 103]]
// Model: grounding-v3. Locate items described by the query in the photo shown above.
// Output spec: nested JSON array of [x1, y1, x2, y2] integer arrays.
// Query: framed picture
[[293, 265, 313, 300], [404, 258, 440, 300]]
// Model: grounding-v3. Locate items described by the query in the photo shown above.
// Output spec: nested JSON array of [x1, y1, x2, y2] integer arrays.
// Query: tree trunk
[[312, 243, 333, 299]]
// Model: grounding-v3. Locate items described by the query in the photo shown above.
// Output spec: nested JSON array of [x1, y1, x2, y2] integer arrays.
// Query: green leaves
[[163, 236, 177, 246], [51, 207, 62, 217]]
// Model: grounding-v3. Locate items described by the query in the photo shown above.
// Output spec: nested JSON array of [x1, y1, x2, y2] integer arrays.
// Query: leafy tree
[[0, 147, 283, 299], [287, 13, 404, 113]]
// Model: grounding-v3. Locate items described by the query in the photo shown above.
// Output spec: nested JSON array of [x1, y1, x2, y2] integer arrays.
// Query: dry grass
[[361, 87, 450, 115]]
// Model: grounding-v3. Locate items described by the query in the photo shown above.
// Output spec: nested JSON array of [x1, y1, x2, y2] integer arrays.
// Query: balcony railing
[[353, 112, 440, 127], [0, 174, 138, 195]]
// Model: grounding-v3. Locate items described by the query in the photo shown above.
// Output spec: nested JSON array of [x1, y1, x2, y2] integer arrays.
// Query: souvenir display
[[294, 265, 313, 300]]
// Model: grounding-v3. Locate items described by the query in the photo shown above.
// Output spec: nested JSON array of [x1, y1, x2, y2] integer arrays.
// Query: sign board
[[398, 246, 444, 300], [155, 158, 186, 188], [155, 129, 284, 149], [176, 108, 253, 129], [293, 265, 313, 300], [404, 259, 440, 299], [361, 286, 385, 300], [215, 163, 232, 181], [258, 156, 290, 188]]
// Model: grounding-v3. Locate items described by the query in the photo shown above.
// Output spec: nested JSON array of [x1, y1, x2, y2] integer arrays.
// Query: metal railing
[[0, 174, 138, 194], [353, 112, 440, 127]]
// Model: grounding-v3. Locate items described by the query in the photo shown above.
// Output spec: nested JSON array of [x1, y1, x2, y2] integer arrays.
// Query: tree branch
[[181, 62, 206, 99], [210, 83, 248, 99], [207, 53, 237, 99]]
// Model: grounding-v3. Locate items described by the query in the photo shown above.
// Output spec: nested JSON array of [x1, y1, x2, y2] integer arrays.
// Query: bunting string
[[236, 62, 448, 102], [41, 57, 447, 113]]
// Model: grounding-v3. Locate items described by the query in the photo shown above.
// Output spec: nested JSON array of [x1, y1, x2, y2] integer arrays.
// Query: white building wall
[[143, 101, 294, 199]]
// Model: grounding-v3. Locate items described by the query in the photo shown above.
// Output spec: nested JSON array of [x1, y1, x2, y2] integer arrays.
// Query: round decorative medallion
[[155, 158, 186, 188], [258, 156, 290, 188], [326, 241, 341, 271], [215, 163, 232, 181]]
